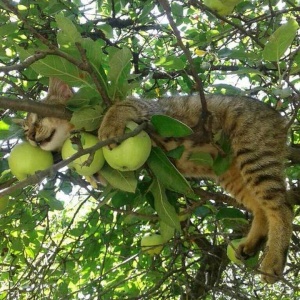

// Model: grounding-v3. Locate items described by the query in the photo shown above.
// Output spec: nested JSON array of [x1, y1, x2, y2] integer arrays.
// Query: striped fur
[[99, 95, 293, 283], [22, 78, 74, 151]]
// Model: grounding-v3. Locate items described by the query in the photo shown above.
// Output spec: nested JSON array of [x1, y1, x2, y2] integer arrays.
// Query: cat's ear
[[45, 77, 73, 105]]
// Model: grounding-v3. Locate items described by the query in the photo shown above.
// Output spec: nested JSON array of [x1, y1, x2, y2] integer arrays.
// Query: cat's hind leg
[[235, 205, 267, 259], [235, 148, 293, 283], [220, 165, 268, 258]]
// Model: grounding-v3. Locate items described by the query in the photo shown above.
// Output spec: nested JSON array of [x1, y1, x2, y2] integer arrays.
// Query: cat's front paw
[[260, 250, 285, 284], [98, 121, 126, 144], [98, 110, 128, 148]]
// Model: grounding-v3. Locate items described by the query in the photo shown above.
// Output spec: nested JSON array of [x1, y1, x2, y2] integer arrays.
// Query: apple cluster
[[8, 122, 152, 181], [7, 123, 190, 255]]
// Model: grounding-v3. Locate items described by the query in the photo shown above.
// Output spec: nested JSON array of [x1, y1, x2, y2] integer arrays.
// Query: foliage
[[0, 0, 300, 299]]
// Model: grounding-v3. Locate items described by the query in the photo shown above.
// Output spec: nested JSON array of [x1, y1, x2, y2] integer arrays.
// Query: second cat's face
[[20, 78, 75, 151], [23, 113, 73, 151]]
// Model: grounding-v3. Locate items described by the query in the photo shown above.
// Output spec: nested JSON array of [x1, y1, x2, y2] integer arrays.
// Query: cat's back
[[207, 94, 286, 127], [158, 94, 287, 138]]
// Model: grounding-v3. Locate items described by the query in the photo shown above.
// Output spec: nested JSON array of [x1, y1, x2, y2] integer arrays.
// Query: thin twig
[[0, 51, 49, 73], [158, 0, 209, 122]]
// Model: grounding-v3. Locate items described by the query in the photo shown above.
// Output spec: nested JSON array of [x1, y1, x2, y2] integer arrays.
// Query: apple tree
[[0, 0, 300, 299]]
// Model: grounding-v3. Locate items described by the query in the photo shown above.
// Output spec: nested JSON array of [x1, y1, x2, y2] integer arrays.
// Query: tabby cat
[[22, 78, 74, 151], [22, 78, 293, 284]]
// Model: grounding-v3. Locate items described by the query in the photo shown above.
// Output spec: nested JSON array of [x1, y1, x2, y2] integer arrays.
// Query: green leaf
[[167, 145, 185, 159], [216, 208, 246, 220], [150, 179, 181, 230], [0, 120, 11, 140], [159, 219, 175, 242], [107, 47, 132, 100], [11, 238, 24, 252], [218, 48, 261, 61], [195, 205, 212, 218], [189, 152, 214, 166], [0, 23, 18, 37], [263, 19, 299, 62], [70, 105, 103, 131], [99, 164, 137, 193], [147, 147, 194, 196], [66, 87, 97, 110], [212, 154, 232, 176], [111, 191, 135, 208], [151, 115, 193, 137], [48, 198, 65, 211], [212, 131, 232, 175], [171, 2, 184, 17], [39, 190, 64, 210], [55, 14, 82, 44], [25, 247, 35, 259], [81, 38, 108, 95], [214, 131, 231, 154], [17, 45, 93, 86], [210, 84, 243, 95], [216, 208, 248, 229], [97, 24, 114, 39], [156, 56, 185, 70], [31, 55, 92, 86]]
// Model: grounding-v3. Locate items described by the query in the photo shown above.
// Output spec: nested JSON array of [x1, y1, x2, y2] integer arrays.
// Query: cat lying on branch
[[20, 78, 293, 284]]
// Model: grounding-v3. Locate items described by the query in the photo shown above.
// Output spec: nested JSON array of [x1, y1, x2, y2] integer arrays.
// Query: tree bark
[[0, 97, 72, 120]]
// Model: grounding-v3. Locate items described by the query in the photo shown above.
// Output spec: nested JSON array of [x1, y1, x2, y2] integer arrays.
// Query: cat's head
[[22, 78, 74, 151]]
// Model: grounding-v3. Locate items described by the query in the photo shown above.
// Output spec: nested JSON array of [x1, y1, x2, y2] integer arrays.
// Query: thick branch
[[0, 97, 72, 119]]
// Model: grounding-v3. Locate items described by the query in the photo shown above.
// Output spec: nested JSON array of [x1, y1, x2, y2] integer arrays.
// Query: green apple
[[227, 238, 259, 268], [61, 132, 105, 176], [103, 121, 152, 171], [8, 142, 53, 180], [203, 0, 240, 16], [141, 234, 164, 256]]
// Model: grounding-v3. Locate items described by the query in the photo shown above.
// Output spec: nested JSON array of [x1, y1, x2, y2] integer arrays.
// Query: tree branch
[[0, 97, 72, 119], [158, 0, 208, 121], [1, 1, 112, 107], [75, 42, 111, 106], [0, 51, 48, 73]]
